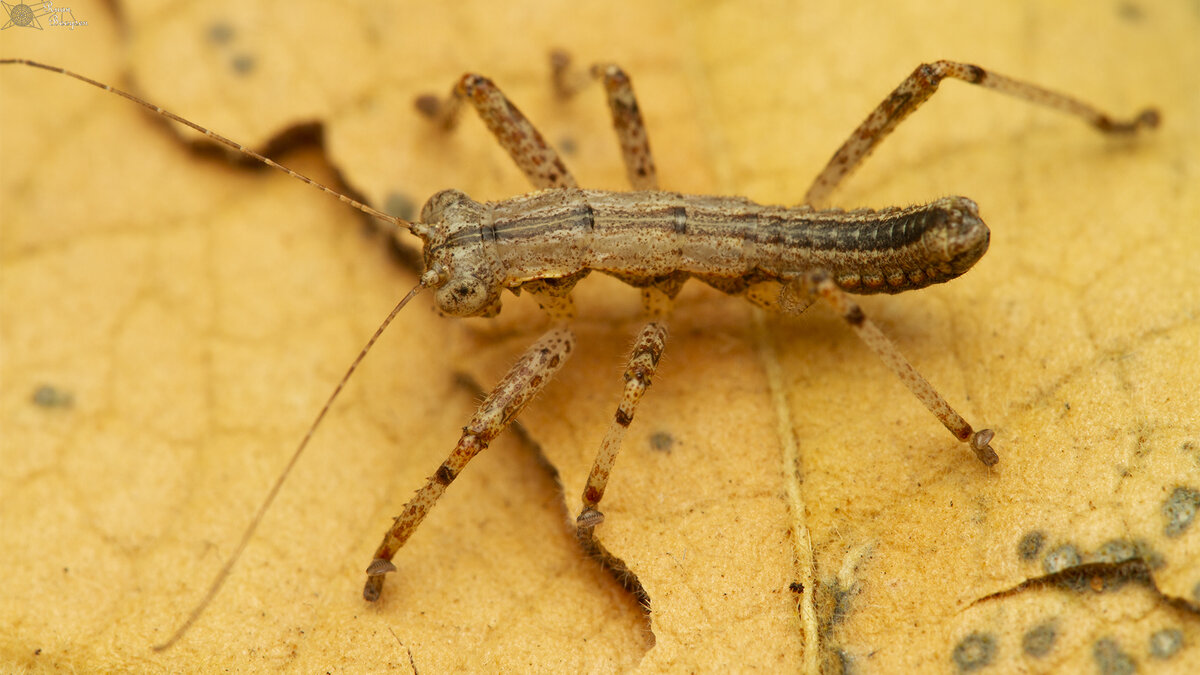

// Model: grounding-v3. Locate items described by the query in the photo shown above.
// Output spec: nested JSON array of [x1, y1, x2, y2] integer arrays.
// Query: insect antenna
[[1, 59, 417, 234], [154, 275, 433, 651], [0, 58, 442, 648]]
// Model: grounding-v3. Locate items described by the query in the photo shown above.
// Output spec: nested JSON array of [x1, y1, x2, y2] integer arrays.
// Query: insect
[[2, 54, 1158, 648]]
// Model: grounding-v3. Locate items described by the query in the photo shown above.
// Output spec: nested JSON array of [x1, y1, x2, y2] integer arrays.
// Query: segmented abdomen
[[475, 188, 989, 295]]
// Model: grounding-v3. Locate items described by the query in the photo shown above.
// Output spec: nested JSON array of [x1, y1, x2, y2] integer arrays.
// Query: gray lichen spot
[[1193, 580, 1200, 606], [815, 577, 855, 643], [1018, 531, 1044, 561], [952, 633, 996, 672], [385, 192, 418, 222], [1044, 543, 1087, 591], [829, 581, 853, 627], [649, 430, 674, 453], [231, 53, 255, 75], [1094, 637, 1136, 675], [1149, 628, 1183, 659], [1096, 539, 1138, 564], [1043, 543, 1081, 574], [1133, 540, 1165, 569], [557, 135, 578, 155], [1162, 486, 1200, 537], [833, 648, 852, 675], [32, 384, 74, 408], [1022, 622, 1056, 658]]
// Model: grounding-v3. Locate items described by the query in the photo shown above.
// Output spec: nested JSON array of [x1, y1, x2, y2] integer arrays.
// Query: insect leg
[[803, 60, 1160, 207], [576, 320, 669, 533], [551, 51, 658, 190], [363, 325, 576, 601], [576, 288, 672, 539], [415, 73, 576, 190], [798, 272, 998, 466]]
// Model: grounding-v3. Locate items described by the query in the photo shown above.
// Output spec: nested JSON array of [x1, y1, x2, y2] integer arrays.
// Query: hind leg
[[804, 60, 1159, 207]]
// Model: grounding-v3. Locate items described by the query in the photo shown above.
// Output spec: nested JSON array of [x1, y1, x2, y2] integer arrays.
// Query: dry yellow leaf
[[2, 0, 1197, 672]]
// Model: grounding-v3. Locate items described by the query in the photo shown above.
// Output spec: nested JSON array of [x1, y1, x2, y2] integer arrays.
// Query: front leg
[[363, 325, 576, 601], [417, 73, 577, 190]]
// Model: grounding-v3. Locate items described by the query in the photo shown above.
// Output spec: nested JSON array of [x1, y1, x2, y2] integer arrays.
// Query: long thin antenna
[[153, 277, 430, 651], [1, 59, 415, 233]]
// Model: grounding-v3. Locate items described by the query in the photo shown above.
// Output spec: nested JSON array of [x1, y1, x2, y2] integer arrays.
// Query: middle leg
[[552, 50, 659, 191], [576, 288, 672, 535]]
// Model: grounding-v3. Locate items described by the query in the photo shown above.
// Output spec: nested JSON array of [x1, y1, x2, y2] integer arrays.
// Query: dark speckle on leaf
[[32, 384, 73, 408], [1018, 531, 1044, 561], [232, 53, 255, 75], [1117, 2, 1145, 22], [649, 430, 674, 453], [952, 633, 995, 671], [1022, 622, 1056, 658], [207, 22, 234, 44], [1093, 638, 1136, 675]]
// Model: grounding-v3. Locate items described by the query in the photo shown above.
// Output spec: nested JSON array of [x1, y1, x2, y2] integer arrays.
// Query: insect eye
[[434, 275, 500, 317]]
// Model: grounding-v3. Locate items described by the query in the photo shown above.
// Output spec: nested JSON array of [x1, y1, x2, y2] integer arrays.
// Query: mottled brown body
[[0, 53, 1157, 649], [421, 188, 988, 319], [325, 55, 1155, 610]]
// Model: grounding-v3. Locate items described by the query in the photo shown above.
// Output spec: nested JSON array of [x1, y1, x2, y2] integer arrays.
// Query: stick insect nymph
[[1, 54, 1158, 650]]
